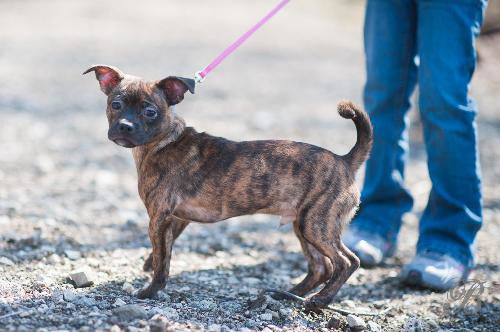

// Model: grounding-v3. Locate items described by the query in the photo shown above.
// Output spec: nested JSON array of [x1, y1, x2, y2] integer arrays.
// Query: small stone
[[197, 299, 216, 311], [19, 311, 31, 317], [327, 316, 343, 329], [208, 324, 222, 332], [150, 317, 168, 332], [341, 299, 356, 308], [46, 254, 61, 265], [264, 296, 283, 311], [403, 317, 424, 332], [246, 319, 259, 328], [260, 313, 273, 321], [113, 304, 147, 321], [109, 325, 122, 332], [37, 303, 49, 313], [426, 319, 439, 329], [347, 314, 366, 329], [367, 321, 381, 332], [227, 277, 238, 284], [171, 303, 183, 310], [248, 288, 259, 296], [126, 219, 138, 228], [148, 307, 164, 316], [74, 296, 96, 306], [187, 321, 204, 330], [179, 286, 190, 292], [162, 307, 179, 321], [35, 274, 51, 287], [248, 294, 267, 311], [157, 291, 170, 301], [126, 327, 141, 332], [64, 250, 81, 260], [63, 290, 77, 302], [150, 314, 163, 320], [39, 244, 56, 254], [243, 277, 260, 285], [69, 269, 94, 288], [122, 282, 135, 294], [279, 308, 292, 317], [0, 257, 14, 266], [113, 298, 127, 307], [86, 258, 100, 268]]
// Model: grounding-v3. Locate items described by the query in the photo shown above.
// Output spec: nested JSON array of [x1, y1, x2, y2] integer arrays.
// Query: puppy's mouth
[[111, 137, 136, 148]]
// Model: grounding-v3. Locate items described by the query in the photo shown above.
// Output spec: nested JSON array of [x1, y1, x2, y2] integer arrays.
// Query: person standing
[[344, 0, 488, 290]]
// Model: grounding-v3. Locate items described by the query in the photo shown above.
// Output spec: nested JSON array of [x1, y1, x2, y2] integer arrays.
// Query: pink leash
[[194, 0, 291, 83]]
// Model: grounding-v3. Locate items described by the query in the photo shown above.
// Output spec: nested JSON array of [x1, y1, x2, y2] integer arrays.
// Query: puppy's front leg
[[137, 214, 174, 299], [143, 219, 189, 272]]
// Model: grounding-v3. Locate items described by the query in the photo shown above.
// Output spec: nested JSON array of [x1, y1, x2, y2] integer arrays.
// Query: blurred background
[[0, 1, 499, 331]]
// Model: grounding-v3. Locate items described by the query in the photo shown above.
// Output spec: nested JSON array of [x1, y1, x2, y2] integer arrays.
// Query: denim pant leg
[[416, 0, 487, 267], [352, 0, 418, 244]]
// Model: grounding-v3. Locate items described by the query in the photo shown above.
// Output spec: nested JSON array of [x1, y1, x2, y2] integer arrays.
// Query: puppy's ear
[[156, 76, 195, 106], [83, 65, 125, 95]]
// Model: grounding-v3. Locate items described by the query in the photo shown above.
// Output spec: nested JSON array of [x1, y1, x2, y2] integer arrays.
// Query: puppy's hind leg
[[284, 220, 334, 297], [299, 198, 360, 308], [306, 240, 359, 309]]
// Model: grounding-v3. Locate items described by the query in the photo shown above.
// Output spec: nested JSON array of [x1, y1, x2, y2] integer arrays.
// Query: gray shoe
[[343, 228, 396, 267], [400, 251, 470, 291]]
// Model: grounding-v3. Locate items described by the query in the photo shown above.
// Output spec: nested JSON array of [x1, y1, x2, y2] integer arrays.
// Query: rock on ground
[[112, 304, 148, 321]]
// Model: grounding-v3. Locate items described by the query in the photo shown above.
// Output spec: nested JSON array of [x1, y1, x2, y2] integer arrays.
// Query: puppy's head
[[83, 65, 195, 148]]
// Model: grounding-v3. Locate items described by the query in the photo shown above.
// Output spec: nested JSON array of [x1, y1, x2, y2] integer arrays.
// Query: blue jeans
[[352, 0, 487, 267]]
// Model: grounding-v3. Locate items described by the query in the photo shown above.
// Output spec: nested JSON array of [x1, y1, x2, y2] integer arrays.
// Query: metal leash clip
[[194, 71, 205, 84]]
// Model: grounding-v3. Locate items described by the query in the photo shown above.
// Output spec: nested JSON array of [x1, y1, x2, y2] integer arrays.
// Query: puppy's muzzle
[[118, 119, 136, 133], [109, 119, 138, 148]]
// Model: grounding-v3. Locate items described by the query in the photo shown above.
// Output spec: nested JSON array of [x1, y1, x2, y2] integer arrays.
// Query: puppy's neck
[[132, 113, 186, 172]]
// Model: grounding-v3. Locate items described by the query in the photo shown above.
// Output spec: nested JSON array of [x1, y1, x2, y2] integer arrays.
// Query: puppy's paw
[[136, 286, 157, 299], [143, 254, 153, 272], [266, 288, 305, 301], [269, 292, 288, 301], [304, 296, 330, 312]]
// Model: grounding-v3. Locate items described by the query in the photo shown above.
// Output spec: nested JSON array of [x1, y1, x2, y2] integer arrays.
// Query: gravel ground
[[0, 1, 499, 331]]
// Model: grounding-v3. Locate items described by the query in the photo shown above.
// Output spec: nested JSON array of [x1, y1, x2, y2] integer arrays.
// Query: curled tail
[[337, 100, 373, 173]]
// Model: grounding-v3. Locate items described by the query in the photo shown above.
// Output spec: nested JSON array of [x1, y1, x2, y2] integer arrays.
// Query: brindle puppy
[[83, 65, 373, 308]]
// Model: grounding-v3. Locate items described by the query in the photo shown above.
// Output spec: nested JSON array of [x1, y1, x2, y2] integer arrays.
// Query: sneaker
[[343, 228, 396, 267], [400, 250, 470, 291]]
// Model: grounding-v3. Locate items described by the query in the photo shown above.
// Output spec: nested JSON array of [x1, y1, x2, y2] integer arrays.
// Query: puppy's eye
[[143, 107, 158, 119], [111, 101, 122, 110]]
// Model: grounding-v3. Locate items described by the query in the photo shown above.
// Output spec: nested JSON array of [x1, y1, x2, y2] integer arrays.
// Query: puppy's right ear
[[156, 76, 195, 106], [83, 65, 124, 95]]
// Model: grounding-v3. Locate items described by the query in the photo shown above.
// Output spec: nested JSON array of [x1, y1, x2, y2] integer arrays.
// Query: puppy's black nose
[[118, 119, 135, 133]]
